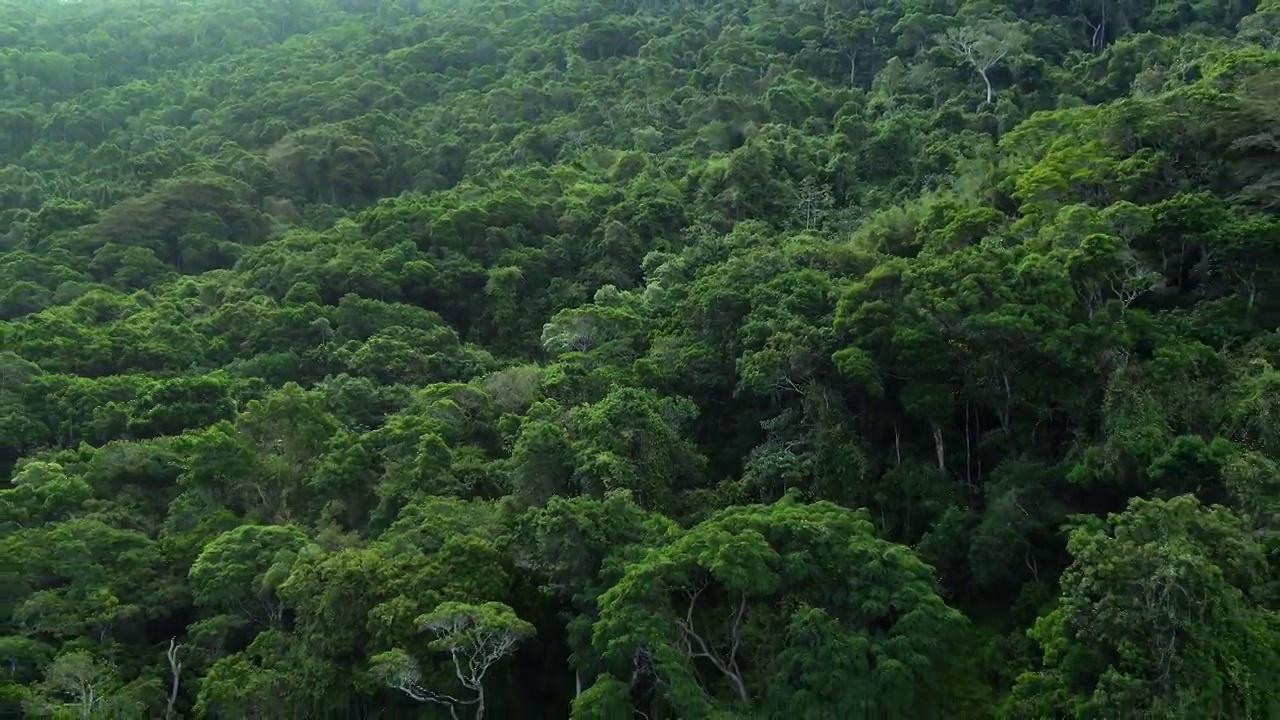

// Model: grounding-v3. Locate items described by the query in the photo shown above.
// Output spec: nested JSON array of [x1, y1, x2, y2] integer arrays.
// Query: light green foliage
[[20, 650, 148, 719], [375, 601, 534, 719], [189, 524, 311, 628], [1, 0, 1275, 717], [592, 495, 967, 717], [1012, 495, 1279, 717]]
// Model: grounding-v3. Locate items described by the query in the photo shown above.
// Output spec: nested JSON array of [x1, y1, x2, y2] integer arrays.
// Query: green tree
[[592, 494, 966, 717], [375, 601, 534, 720], [1013, 495, 1278, 717]]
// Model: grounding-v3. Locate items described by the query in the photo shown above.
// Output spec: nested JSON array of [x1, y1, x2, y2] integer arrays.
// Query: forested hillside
[[2, 0, 1277, 716]]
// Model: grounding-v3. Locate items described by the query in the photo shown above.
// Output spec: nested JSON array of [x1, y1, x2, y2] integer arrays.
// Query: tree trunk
[[964, 403, 972, 488], [893, 422, 902, 466], [931, 422, 945, 471], [165, 639, 181, 720]]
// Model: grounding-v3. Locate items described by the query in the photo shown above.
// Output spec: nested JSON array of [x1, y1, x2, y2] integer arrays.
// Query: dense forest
[[1, 0, 1277, 716]]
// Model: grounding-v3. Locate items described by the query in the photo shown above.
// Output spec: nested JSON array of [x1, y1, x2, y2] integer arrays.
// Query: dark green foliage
[[3, 0, 1276, 717]]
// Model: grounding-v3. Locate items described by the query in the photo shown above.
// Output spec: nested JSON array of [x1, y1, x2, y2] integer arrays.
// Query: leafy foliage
[[2, 0, 1276, 717]]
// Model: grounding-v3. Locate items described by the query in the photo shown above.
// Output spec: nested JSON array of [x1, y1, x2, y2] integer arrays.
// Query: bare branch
[[165, 639, 183, 720], [941, 20, 1026, 105], [381, 654, 476, 720], [673, 584, 750, 704]]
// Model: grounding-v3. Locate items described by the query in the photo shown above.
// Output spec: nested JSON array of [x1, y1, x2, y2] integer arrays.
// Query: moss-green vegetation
[[2, 0, 1276, 716]]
